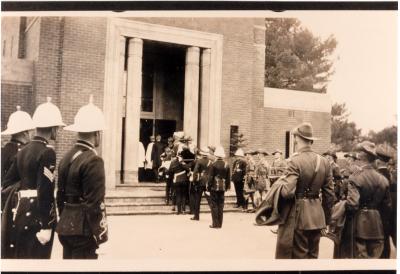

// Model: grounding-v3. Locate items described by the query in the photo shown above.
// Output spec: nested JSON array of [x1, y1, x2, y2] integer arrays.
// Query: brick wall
[[263, 107, 331, 158], [1, 83, 34, 133]]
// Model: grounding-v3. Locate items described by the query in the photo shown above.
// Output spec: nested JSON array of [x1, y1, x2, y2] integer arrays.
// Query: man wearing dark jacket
[[1, 97, 65, 259], [56, 97, 108, 259], [276, 122, 335, 259], [231, 148, 247, 209], [344, 141, 391, 258], [207, 146, 230, 228]]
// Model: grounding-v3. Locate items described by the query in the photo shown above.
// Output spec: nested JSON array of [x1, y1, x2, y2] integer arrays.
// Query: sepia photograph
[[0, 3, 398, 271]]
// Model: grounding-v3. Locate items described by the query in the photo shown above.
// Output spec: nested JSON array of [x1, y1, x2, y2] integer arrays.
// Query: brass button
[[10, 244, 14, 248], [30, 199, 34, 203], [26, 212, 31, 216], [24, 226, 28, 230]]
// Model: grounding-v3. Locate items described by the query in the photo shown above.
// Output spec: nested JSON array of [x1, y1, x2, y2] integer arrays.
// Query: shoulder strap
[[306, 154, 321, 191]]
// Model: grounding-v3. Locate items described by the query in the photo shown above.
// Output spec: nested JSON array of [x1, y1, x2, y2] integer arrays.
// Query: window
[[229, 125, 239, 157]]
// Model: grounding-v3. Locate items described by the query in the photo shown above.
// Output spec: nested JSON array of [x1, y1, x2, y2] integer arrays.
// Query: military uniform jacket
[[346, 165, 391, 240], [1, 140, 25, 181], [208, 159, 230, 192], [231, 158, 247, 183], [168, 158, 191, 184], [2, 136, 57, 229], [56, 140, 108, 245], [192, 156, 212, 189], [279, 146, 335, 227]]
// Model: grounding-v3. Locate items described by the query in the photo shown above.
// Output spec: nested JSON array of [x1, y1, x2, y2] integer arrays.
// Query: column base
[[123, 170, 139, 184]]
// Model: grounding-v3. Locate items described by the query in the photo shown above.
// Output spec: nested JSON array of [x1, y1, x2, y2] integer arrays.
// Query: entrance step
[[106, 183, 242, 215]]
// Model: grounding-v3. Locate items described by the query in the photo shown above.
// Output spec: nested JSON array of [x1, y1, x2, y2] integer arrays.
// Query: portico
[[102, 19, 223, 188]]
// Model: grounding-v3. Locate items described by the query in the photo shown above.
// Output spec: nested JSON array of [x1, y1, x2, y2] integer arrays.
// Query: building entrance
[[139, 41, 185, 149]]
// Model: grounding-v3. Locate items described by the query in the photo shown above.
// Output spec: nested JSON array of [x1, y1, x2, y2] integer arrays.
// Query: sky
[[285, 11, 397, 134]]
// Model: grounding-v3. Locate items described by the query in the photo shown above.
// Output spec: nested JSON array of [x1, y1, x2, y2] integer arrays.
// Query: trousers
[[210, 191, 225, 227], [193, 188, 203, 219], [233, 180, 245, 207], [355, 238, 384, 258], [58, 235, 98, 259], [175, 183, 187, 213], [292, 229, 321, 259]]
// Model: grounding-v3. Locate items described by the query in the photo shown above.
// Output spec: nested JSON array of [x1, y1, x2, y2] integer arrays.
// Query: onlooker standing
[[207, 146, 230, 228], [145, 136, 155, 181], [275, 122, 335, 259], [138, 141, 146, 182], [152, 134, 165, 183], [231, 148, 247, 209]]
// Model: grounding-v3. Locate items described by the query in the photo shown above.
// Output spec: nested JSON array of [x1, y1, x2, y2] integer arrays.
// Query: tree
[[265, 18, 337, 93], [230, 132, 248, 156], [331, 103, 362, 151], [367, 126, 397, 149]]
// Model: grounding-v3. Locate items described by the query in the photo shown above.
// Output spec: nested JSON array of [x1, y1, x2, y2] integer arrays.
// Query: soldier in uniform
[[375, 144, 395, 258], [1, 106, 35, 180], [243, 150, 257, 212], [254, 149, 270, 203], [343, 141, 391, 258], [231, 148, 247, 209], [207, 146, 230, 228], [1, 97, 65, 259], [270, 149, 288, 179], [323, 151, 343, 202], [275, 122, 335, 259], [56, 96, 108, 259], [191, 147, 212, 220]]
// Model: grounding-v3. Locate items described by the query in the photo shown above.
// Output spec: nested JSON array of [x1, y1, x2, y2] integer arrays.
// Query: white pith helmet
[[32, 97, 65, 128], [64, 95, 106, 132], [214, 145, 226, 158], [1, 106, 35, 135], [234, 148, 245, 157]]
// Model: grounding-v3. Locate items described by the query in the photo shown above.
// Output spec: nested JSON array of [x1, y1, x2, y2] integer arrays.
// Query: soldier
[[243, 150, 257, 212], [231, 148, 247, 209], [270, 149, 288, 179], [56, 96, 108, 259], [275, 122, 335, 259], [254, 149, 270, 203], [344, 152, 361, 175], [207, 146, 230, 228], [375, 144, 395, 258], [1, 97, 65, 259], [323, 151, 343, 202], [343, 141, 391, 258], [1, 106, 35, 180], [191, 147, 212, 221]]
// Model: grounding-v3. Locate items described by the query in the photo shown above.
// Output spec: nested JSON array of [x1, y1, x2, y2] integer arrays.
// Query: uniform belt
[[65, 196, 82, 204], [18, 189, 37, 198], [296, 193, 320, 199], [360, 205, 377, 210]]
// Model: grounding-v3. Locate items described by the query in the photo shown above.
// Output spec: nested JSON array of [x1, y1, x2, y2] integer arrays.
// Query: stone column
[[123, 38, 143, 184], [183, 46, 200, 144], [199, 48, 211, 149]]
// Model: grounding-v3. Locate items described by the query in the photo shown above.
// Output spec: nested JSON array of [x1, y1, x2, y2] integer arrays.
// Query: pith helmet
[[234, 148, 245, 157], [1, 106, 35, 135], [64, 95, 106, 132], [32, 97, 65, 128], [292, 122, 319, 141], [199, 146, 210, 156], [214, 146, 226, 158]]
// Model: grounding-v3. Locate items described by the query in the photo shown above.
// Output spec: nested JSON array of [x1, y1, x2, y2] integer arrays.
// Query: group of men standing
[[1, 96, 108, 259], [256, 122, 397, 259]]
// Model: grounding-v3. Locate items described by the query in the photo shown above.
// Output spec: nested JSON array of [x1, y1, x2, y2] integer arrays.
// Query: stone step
[[105, 195, 237, 204], [106, 205, 244, 215]]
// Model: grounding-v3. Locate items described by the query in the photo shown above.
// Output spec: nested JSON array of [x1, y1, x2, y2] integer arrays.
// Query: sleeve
[[380, 180, 392, 214], [321, 162, 335, 224], [56, 157, 67, 215], [279, 158, 300, 199], [82, 156, 108, 245], [345, 179, 360, 212], [36, 148, 57, 229], [207, 165, 215, 191], [193, 161, 201, 183], [225, 165, 231, 190], [2, 156, 20, 189]]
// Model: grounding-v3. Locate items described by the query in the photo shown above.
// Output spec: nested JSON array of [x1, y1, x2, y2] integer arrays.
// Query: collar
[[10, 139, 26, 146], [31, 136, 49, 145], [76, 139, 95, 149], [297, 145, 313, 154]]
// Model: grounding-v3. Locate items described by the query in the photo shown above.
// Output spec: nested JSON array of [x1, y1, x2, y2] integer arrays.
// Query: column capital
[[128, 37, 143, 57], [186, 46, 200, 65], [201, 48, 211, 67]]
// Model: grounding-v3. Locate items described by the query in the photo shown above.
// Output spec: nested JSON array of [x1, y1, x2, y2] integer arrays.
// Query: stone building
[[1, 17, 331, 191]]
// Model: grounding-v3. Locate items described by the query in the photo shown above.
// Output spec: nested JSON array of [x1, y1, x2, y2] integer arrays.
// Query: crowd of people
[[0, 98, 397, 260]]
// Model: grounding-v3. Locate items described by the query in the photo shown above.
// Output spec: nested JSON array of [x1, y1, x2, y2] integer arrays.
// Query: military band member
[[207, 146, 230, 228], [56, 96, 108, 259], [231, 148, 247, 209], [276, 122, 335, 259], [1, 106, 35, 180], [1, 97, 65, 259], [191, 147, 212, 220], [344, 141, 391, 258]]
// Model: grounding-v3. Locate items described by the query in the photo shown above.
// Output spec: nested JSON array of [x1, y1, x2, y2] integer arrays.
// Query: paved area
[[51, 212, 335, 260]]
